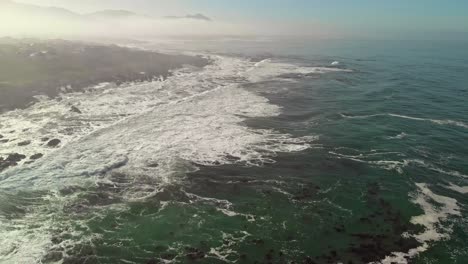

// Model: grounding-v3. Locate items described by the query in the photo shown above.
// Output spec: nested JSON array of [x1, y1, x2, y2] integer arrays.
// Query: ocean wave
[[0, 189, 106, 264], [375, 183, 461, 264], [385, 132, 408, 140], [247, 58, 352, 82], [410, 159, 468, 178], [0, 55, 317, 189], [329, 150, 409, 174], [185, 191, 256, 222], [330, 150, 468, 178], [0, 54, 317, 263], [445, 182, 468, 194], [330, 147, 466, 262], [340, 113, 468, 129]]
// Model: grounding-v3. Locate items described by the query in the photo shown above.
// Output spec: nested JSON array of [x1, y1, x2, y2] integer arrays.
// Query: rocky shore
[[0, 38, 209, 173], [0, 38, 209, 112]]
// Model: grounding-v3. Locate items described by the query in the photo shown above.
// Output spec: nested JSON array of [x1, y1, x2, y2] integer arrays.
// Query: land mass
[[0, 1, 212, 21], [0, 38, 209, 112]]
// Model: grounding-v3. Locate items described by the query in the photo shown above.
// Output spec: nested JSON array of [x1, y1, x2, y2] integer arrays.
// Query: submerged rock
[[160, 253, 177, 261], [0, 153, 27, 172], [47, 139, 61, 147], [17, 140, 31, 146], [0, 158, 6, 171], [70, 106, 82, 114], [41, 251, 63, 263], [185, 247, 205, 260], [303, 256, 317, 264], [147, 162, 159, 168], [30, 153, 44, 160], [252, 238, 265, 245], [6, 153, 26, 162]]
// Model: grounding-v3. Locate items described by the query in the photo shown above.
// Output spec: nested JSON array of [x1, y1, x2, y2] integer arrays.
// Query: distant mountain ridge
[[165, 13, 212, 21], [87, 10, 139, 17], [0, 0, 224, 38], [0, 0, 212, 21], [0, 0, 81, 18]]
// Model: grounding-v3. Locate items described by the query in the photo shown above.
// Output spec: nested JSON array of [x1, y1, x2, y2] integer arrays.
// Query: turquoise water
[[0, 39, 467, 263]]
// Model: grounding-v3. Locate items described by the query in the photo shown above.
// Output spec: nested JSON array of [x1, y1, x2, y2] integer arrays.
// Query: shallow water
[[0, 38, 467, 263]]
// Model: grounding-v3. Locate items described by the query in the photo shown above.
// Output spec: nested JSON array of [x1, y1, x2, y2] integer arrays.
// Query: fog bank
[[0, 0, 252, 39]]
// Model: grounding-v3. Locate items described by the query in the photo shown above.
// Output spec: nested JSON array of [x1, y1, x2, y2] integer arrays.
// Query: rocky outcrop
[[47, 139, 61, 147], [0, 153, 27, 172], [17, 140, 31, 146], [30, 153, 44, 160], [70, 106, 82, 114]]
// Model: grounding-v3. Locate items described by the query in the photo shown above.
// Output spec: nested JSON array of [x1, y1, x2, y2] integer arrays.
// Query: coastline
[[0, 38, 209, 112], [0, 39, 466, 263]]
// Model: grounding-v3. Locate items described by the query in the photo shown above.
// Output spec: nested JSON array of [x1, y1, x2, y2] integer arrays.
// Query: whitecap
[[330, 151, 468, 178], [340, 113, 468, 129], [0, 54, 317, 263], [387, 114, 468, 129], [445, 182, 468, 194], [375, 183, 461, 264], [246, 58, 352, 82], [0, 55, 316, 190], [386, 132, 408, 140], [329, 150, 408, 174]]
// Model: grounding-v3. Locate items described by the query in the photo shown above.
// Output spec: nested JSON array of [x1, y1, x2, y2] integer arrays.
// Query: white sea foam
[[247, 58, 352, 82], [445, 182, 468, 194], [388, 114, 468, 129], [329, 150, 409, 174], [330, 150, 468, 178], [185, 191, 256, 222], [0, 54, 320, 263], [376, 183, 461, 264], [340, 113, 468, 129], [207, 231, 251, 262], [0, 55, 318, 190], [386, 132, 408, 140], [410, 159, 468, 179], [0, 190, 101, 264]]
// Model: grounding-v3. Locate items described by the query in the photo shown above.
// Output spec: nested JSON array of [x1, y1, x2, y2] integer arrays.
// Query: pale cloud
[[1, 0, 337, 38]]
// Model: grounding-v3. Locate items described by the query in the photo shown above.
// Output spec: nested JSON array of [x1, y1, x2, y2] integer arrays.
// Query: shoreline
[[0, 37, 209, 113]]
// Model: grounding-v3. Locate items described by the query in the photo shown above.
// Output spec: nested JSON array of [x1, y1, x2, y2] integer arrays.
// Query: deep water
[[0, 39, 467, 264]]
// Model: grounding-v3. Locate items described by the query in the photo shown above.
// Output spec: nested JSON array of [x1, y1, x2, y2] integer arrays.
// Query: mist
[[0, 0, 254, 40]]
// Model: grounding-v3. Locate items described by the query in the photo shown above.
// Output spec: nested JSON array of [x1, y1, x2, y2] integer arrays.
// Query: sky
[[10, 0, 468, 38]]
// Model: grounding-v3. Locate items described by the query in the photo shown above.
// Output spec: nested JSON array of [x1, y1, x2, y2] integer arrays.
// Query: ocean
[[0, 38, 467, 264]]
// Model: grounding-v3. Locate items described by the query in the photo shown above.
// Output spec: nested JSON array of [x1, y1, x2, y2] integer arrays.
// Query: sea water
[[0, 38, 467, 263]]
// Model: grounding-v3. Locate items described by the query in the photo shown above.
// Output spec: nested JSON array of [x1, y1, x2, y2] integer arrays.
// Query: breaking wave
[[247, 58, 352, 82], [340, 113, 468, 129], [376, 183, 461, 264], [330, 150, 468, 178], [330, 149, 465, 263], [386, 132, 408, 140], [0, 54, 326, 263], [445, 182, 468, 194]]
